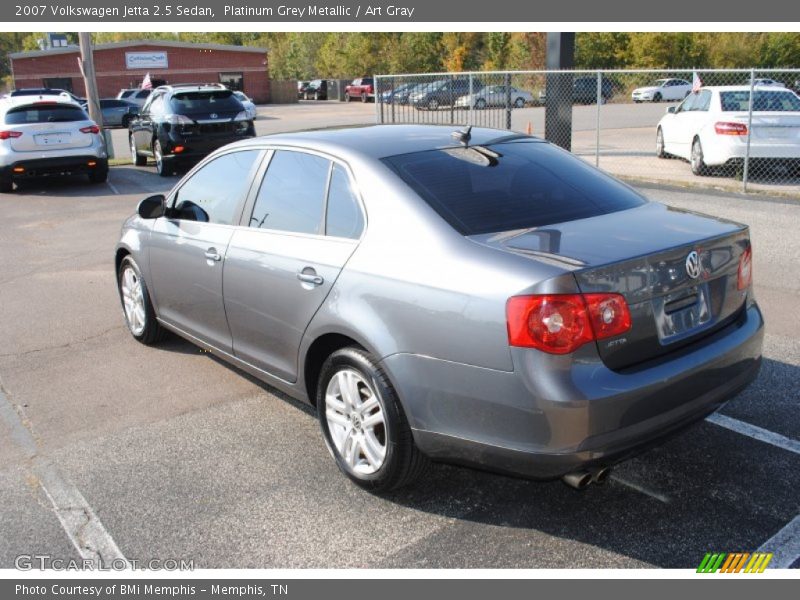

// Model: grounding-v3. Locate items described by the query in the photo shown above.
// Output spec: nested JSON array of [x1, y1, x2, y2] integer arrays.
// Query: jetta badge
[[685, 251, 701, 279], [209, 113, 218, 119]]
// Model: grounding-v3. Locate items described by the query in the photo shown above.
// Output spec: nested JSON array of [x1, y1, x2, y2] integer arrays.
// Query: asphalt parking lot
[[0, 152, 799, 569]]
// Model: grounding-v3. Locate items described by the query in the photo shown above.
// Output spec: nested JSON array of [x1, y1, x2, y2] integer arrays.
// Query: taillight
[[738, 246, 753, 290], [0, 130, 23, 140], [507, 293, 632, 355], [80, 125, 100, 134], [715, 121, 748, 135]]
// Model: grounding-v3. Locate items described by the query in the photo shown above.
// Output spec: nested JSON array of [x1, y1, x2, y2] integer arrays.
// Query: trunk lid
[[726, 111, 800, 142], [471, 202, 751, 369]]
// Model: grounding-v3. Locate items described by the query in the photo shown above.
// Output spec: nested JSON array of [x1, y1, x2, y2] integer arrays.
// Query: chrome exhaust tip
[[562, 471, 592, 490], [591, 466, 612, 485]]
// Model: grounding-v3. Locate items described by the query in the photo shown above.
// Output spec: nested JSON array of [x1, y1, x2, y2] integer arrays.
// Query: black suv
[[303, 79, 328, 100], [573, 76, 615, 104], [410, 78, 483, 110], [128, 84, 255, 176]]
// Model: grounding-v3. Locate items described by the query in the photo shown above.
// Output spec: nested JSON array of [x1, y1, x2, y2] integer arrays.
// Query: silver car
[[115, 125, 764, 491], [1, 95, 108, 193]]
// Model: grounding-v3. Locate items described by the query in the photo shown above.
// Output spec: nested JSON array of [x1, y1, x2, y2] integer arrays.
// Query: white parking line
[[0, 387, 128, 568], [706, 413, 800, 455], [106, 179, 121, 195], [757, 515, 800, 569]]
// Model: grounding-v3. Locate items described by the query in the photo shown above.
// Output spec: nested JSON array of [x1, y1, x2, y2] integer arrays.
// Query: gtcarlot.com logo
[[697, 552, 773, 573], [14, 555, 194, 571]]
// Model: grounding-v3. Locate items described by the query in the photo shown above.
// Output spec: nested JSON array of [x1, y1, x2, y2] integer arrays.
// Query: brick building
[[9, 40, 270, 103]]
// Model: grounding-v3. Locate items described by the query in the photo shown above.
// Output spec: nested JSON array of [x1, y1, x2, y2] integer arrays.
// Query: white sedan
[[656, 85, 800, 175], [454, 85, 534, 109], [233, 91, 257, 120], [632, 78, 692, 103]]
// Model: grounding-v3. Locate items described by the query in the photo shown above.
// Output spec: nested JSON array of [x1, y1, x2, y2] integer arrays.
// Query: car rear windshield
[[383, 140, 646, 235], [169, 90, 241, 113], [5, 103, 88, 124], [720, 90, 800, 112]]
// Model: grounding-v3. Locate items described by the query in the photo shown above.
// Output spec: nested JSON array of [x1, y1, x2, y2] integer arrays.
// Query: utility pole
[[78, 32, 102, 127], [544, 32, 575, 151]]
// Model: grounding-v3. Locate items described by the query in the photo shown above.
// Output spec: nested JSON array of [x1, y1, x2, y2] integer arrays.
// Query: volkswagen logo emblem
[[209, 113, 218, 119], [685, 251, 701, 279]]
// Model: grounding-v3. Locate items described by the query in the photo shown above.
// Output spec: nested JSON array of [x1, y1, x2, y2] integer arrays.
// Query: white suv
[[0, 95, 108, 193]]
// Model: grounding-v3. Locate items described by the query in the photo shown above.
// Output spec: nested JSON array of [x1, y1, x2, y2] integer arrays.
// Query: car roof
[[699, 85, 793, 92], [226, 124, 544, 161], [0, 94, 83, 114]]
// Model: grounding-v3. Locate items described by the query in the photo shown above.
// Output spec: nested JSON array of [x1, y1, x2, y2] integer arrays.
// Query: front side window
[[173, 150, 261, 225], [249, 151, 330, 234]]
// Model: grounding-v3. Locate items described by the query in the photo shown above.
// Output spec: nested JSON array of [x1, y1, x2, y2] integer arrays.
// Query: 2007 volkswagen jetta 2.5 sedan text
[[115, 125, 763, 492]]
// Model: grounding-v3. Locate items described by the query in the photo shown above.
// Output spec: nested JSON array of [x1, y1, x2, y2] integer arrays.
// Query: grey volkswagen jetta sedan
[[115, 125, 764, 491]]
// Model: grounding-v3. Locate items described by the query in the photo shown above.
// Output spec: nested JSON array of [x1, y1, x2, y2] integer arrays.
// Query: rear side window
[[383, 141, 646, 236], [326, 165, 364, 239], [249, 151, 330, 234], [119, 90, 134, 99], [720, 90, 800, 112], [170, 90, 241, 113], [5, 104, 87, 125]]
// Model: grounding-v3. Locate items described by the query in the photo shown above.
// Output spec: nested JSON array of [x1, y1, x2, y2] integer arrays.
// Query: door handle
[[297, 271, 324, 286], [204, 248, 222, 262]]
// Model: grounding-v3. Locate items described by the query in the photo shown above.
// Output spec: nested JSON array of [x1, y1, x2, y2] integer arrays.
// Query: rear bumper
[[1, 155, 108, 179], [383, 302, 764, 479], [703, 135, 800, 165], [161, 130, 255, 162]]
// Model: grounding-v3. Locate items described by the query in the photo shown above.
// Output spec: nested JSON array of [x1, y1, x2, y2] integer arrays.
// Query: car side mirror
[[137, 194, 166, 219], [667, 106, 677, 114]]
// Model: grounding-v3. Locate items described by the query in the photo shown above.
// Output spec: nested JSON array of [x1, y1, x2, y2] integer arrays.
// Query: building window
[[219, 72, 243, 91], [43, 77, 73, 92]]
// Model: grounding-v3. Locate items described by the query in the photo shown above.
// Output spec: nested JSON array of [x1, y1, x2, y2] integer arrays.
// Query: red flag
[[141, 73, 152, 90]]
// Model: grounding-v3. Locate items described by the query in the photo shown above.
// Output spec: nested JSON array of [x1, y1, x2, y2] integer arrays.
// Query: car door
[[147, 149, 264, 352], [223, 150, 365, 382], [131, 92, 159, 152], [662, 92, 698, 158]]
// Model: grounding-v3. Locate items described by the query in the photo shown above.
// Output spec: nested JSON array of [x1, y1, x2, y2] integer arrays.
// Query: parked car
[[128, 83, 255, 177], [750, 78, 785, 88], [99, 98, 139, 127], [297, 81, 310, 99], [410, 78, 483, 110], [386, 82, 429, 106], [116, 124, 763, 492], [632, 78, 692, 103], [117, 88, 152, 109], [233, 91, 257, 120], [0, 95, 108, 192], [304, 79, 328, 100], [344, 78, 375, 103], [538, 76, 615, 105], [656, 85, 800, 175], [379, 82, 416, 104], [454, 85, 534, 109]]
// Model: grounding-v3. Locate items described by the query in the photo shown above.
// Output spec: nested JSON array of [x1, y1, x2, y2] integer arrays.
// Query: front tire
[[514, 97, 525, 108], [475, 98, 487, 110], [691, 137, 709, 175], [118, 256, 165, 345], [317, 347, 428, 492], [656, 127, 667, 158], [653, 92, 662, 103]]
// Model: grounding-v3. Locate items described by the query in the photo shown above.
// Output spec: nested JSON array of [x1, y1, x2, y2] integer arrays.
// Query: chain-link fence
[[375, 69, 800, 195]]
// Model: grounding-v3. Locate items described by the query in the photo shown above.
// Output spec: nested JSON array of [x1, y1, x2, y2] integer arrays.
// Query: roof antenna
[[451, 125, 472, 147]]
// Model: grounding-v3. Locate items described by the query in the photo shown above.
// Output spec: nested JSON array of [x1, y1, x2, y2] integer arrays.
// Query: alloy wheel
[[325, 368, 387, 474], [120, 266, 146, 336]]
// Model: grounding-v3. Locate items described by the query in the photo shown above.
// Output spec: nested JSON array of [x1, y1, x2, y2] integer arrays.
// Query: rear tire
[[345, 93, 351, 102], [475, 98, 487, 110], [0, 175, 13, 193], [130, 135, 146, 166], [117, 256, 165, 345], [153, 140, 172, 177], [361, 92, 368, 103], [317, 347, 428, 492], [88, 164, 108, 184], [514, 97, 525, 108]]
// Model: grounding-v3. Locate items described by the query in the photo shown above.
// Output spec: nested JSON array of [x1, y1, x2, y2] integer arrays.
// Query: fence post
[[468, 73, 474, 127], [390, 77, 395, 124], [595, 71, 602, 167], [743, 69, 755, 192], [505, 73, 512, 130], [376, 75, 384, 124]]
